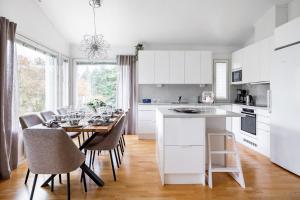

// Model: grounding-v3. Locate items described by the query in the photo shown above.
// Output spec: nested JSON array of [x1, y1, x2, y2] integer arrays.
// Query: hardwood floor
[[1, 135, 300, 200]]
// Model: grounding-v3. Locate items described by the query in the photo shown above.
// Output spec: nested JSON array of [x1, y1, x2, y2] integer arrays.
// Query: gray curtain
[[117, 55, 137, 134], [0, 17, 18, 179]]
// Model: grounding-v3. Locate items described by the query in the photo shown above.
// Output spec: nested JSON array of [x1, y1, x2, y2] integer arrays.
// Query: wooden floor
[[1, 135, 300, 200]]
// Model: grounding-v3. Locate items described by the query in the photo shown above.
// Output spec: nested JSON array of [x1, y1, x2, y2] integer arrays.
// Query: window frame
[[71, 59, 118, 107], [213, 59, 230, 102], [16, 35, 61, 114]]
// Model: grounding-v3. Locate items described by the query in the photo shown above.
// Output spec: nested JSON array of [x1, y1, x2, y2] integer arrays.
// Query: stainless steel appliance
[[232, 69, 242, 83], [241, 108, 256, 138], [246, 95, 254, 106]]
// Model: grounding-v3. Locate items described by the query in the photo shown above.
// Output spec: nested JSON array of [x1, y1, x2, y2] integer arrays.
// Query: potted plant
[[87, 98, 106, 113]]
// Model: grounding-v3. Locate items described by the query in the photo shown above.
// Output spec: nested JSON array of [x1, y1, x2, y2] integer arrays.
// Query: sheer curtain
[[117, 55, 137, 134], [0, 17, 18, 179]]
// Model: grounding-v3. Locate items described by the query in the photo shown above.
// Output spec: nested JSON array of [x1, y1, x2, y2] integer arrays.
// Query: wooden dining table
[[29, 113, 124, 188]]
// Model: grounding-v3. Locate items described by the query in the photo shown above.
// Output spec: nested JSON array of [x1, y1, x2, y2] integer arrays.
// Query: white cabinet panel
[[169, 51, 185, 84], [259, 37, 274, 82], [137, 121, 155, 133], [184, 51, 201, 84], [232, 105, 242, 142], [138, 110, 156, 121], [243, 44, 259, 83], [155, 51, 170, 84], [164, 146, 205, 174], [257, 129, 270, 157], [138, 51, 155, 84], [200, 51, 213, 84], [232, 49, 244, 70], [164, 118, 205, 146]]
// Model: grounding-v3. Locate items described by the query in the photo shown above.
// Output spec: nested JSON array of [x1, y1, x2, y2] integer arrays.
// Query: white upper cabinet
[[259, 37, 274, 82], [138, 50, 212, 84], [138, 51, 155, 84], [231, 36, 274, 84], [200, 51, 213, 84], [184, 51, 201, 84], [232, 49, 244, 70], [169, 51, 185, 84], [154, 51, 170, 84]]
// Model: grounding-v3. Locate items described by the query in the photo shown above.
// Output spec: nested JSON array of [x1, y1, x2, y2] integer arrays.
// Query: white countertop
[[156, 107, 243, 118]]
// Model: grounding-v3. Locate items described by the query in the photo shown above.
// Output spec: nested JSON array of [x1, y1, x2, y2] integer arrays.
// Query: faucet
[[178, 96, 182, 104]]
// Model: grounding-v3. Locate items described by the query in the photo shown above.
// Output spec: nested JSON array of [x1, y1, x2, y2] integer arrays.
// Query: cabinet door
[[232, 105, 242, 142], [155, 51, 170, 84], [200, 51, 213, 84], [138, 51, 155, 84], [165, 146, 205, 174], [257, 129, 270, 157], [259, 37, 274, 82], [243, 44, 259, 83], [169, 51, 185, 84], [232, 49, 244, 70], [184, 51, 201, 84]]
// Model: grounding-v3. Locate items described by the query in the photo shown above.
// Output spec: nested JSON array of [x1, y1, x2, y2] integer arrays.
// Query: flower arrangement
[[87, 98, 106, 112]]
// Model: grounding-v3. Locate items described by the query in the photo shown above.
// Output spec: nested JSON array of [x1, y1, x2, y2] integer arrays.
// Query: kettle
[[246, 95, 254, 106]]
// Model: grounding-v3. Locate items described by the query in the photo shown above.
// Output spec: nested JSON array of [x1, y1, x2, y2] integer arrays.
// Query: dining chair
[[57, 108, 68, 115], [84, 115, 126, 181], [19, 114, 46, 185], [40, 110, 82, 146], [23, 128, 87, 200]]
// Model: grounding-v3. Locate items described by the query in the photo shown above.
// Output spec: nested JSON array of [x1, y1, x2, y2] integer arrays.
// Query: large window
[[214, 60, 229, 100], [75, 63, 118, 107], [17, 43, 58, 115]]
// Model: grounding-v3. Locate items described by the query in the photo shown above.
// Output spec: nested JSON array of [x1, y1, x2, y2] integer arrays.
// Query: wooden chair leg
[[82, 171, 87, 192], [113, 148, 120, 168], [67, 173, 71, 200], [51, 175, 54, 192], [24, 169, 30, 184], [59, 174, 62, 184], [116, 146, 122, 164], [30, 174, 38, 200], [78, 136, 81, 146], [109, 150, 116, 181]]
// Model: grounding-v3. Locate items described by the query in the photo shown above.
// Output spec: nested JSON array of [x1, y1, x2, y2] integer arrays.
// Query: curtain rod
[[16, 33, 65, 57]]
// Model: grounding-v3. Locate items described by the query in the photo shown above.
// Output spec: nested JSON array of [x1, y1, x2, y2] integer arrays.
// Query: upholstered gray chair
[[40, 110, 56, 122], [84, 115, 125, 181], [40, 110, 82, 146], [19, 114, 47, 185], [23, 128, 86, 200], [57, 108, 68, 115]]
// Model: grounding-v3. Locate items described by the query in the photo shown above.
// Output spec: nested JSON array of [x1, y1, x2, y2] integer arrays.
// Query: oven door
[[232, 70, 242, 82], [241, 112, 256, 137]]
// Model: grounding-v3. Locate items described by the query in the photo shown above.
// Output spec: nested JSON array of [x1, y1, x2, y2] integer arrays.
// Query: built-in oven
[[241, 108, 256, 138], [232, 69, 242, 83]]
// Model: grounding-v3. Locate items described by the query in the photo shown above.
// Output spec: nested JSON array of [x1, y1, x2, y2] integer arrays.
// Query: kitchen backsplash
[[138, 84, 213, 103], [231, 83, 270, 106]]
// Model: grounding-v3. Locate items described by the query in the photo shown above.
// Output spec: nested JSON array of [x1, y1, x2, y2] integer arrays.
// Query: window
[[17, 43, 58, 115], [214, 60, 229, 100], [74, 63, 118, 107]]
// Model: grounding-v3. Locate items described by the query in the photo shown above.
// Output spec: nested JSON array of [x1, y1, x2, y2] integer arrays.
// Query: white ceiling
[[35, 0, 291, 48]]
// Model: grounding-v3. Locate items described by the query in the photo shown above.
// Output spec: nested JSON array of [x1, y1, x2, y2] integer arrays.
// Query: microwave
[[232, 69, 242, 83]]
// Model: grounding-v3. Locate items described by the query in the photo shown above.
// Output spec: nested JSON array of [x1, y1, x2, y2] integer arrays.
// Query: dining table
[[28, 112, 124, 188]]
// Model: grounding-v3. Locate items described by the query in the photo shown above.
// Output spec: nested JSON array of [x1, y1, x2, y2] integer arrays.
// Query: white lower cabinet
[[165, 146, 205, 174], [231, 105, 242, 143]]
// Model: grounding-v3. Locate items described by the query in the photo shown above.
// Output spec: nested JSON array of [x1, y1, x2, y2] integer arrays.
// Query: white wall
[[0, 0, 70, 55], [288, 0, 300, 21], [254, 5, 288, 42]]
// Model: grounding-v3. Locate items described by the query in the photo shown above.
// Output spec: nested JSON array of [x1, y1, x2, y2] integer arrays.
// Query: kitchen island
[[155, 107, 242, 185]]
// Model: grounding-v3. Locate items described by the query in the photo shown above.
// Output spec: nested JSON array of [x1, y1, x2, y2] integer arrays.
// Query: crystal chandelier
[[80, 0, 110, 60]]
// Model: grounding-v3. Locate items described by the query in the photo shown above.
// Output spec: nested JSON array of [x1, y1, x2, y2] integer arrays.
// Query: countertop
[[156, 107, 243, 118]]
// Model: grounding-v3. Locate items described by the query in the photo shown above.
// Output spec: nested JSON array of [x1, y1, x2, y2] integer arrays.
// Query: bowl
[[69, 118, 81, 126]]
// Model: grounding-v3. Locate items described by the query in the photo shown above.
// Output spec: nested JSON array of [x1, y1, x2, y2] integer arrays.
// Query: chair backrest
[[23, 128, 85, 174], [40, 110, 56, 122], [87, 115, 126, 150], [57, 108, 68, 115], [19, 114, 44, 130]]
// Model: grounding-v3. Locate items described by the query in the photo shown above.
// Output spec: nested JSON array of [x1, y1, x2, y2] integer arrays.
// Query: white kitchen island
[[156, 107, 242, 185]]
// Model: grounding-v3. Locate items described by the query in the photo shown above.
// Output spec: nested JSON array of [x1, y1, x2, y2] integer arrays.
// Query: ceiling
[[35, 0, 291, 48]]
